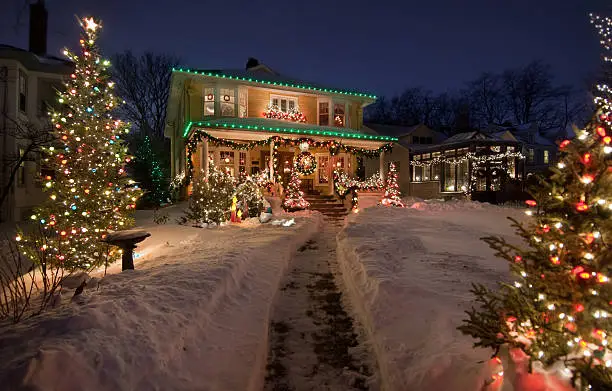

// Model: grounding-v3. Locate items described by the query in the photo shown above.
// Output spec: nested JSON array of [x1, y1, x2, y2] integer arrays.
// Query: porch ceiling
[[183, 118, 398, 145]]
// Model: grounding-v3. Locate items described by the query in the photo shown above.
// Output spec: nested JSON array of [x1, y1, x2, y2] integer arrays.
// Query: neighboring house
[[164, 58, 396, 196], [361, 123, 445, 194], [408, 130, 525, 202], [485, 123, 558, 174], [0, 1, 72, 222]]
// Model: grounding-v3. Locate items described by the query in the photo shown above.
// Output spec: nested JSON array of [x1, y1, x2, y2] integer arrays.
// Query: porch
[[184, 119, 395, 196]]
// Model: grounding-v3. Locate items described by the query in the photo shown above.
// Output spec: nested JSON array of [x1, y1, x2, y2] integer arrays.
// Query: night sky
[[1, 0, 611, 97]]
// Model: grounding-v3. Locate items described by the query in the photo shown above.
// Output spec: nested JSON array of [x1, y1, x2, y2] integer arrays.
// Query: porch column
[[379, 151, 385, 181], [269, 140, 275, 183], [202, 138, 209, 178], [329, 154, 334, 195]]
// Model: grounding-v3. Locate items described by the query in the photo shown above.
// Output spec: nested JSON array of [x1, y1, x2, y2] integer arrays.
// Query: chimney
[[246, 57, 260, 70], [29, 0, 48, 55]]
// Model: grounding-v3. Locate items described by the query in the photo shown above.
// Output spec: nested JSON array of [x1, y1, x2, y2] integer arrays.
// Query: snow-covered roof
[[172, 67, 377, 100], [185, 117, 397, 142], [362, 123, 424, 138], [0, 44, 73, 74]]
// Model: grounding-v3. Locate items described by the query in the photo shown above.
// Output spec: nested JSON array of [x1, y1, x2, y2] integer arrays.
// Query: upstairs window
[[528, 148, 535, 163], [334, 103, 345, 127], [220, 88, 235, 117], [543, 150, 550, 164], [204, 88, 215, 116], [319, 102, 329, 126], [270, 95, 297, 113], [238, 89, 247, 118], [19, 71, 27, 113]]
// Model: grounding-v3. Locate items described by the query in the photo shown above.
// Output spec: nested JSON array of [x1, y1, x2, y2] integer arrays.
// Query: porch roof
[[183, 118, 398, 142]]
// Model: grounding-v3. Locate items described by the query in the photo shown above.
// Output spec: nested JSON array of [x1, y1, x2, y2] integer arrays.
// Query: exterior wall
[[247, 87, 268, 119], [409, 181, 441, 199], [0, 58, 68, 222], [297, 95, 317, 125], [348, 102, 360, 130], [363, 144, 410, 195]]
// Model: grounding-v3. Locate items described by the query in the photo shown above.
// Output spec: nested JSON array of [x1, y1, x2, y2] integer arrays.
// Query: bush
[[235, 177, 265, 218], [185, 164, 235, 224]]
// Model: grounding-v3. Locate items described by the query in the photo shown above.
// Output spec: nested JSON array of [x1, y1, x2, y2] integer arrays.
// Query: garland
[[185, 129, 393, 184], [262, 104, 307, 123], [295, 151, 317, 175], [333, 169, 384, 212], [410, 150, 525, 167]]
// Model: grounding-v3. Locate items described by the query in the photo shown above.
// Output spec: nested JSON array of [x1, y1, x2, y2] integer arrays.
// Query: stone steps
[[303, 193, 349, 219]]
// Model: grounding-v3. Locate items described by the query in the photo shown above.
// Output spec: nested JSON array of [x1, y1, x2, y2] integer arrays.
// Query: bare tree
[[111, 51, 180, 137], [466, 72, 509, 128], [0, 117, 55, 213]]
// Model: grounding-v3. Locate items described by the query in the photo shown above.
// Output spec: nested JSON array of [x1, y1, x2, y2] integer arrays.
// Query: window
[[220, 151, 235, 176], [250, 158, 260, 175], [19, 71, 27, 113], [319, 102, 329, 126], [528, 148, 535, 163], [239, 89, 247, 118], [204, 87, 215, 116], [334, 103, 345, 127], [270, 95, 297, 113], [543, 150, 550, 164], [457, 161, 468, 191], [239, 152, 247, 175], [220, 88, 235, 117]]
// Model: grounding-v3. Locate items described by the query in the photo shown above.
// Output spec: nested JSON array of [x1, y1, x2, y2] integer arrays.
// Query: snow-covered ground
[[0, 204, 322, 391], [337, 200, 527, 391]]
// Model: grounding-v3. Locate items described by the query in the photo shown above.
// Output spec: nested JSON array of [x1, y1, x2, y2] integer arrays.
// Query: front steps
[[304, 191, 349, 221]]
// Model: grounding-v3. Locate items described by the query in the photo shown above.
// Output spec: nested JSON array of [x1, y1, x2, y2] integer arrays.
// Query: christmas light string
[[410, 150, 525, 167], [185, 129, 393, 184]]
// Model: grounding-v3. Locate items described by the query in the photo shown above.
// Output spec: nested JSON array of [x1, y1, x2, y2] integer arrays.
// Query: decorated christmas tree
[[283, 162, 309, 211], [133, 135, 169, 206], [185, 164, 235, 224], [17, 17, 142, 271], [379, 162, 404, 207], [459, 14, 612, 390]]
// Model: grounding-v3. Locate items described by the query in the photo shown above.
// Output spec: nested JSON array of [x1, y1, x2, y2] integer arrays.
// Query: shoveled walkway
[[263, 221, 377, 391]]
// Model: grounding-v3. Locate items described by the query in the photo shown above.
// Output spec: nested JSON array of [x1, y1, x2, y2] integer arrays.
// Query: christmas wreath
[[295, 151, 317, 175]]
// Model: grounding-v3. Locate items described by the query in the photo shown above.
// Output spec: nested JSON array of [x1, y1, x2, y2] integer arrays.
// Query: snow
[[0, 204, 323, 391], [336, 202, 528, 391]]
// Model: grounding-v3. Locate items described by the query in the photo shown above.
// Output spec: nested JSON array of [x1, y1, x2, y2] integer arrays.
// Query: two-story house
[[0, 1, 72, 222], [164, 59, 396, 195]]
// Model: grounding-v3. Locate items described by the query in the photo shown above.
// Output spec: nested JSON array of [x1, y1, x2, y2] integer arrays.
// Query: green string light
[[172, 67, 377, 99]]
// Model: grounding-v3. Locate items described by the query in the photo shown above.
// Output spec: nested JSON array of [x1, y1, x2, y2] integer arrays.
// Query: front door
[[315, 154, 330, 186]]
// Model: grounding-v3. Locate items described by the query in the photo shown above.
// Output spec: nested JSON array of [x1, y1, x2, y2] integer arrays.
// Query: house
[[484, 123, 558, 174], [408, 130, 526, 202], [361, 123, 445, 194], [164, 58, 396, 196], [0, 1, 72, 222]]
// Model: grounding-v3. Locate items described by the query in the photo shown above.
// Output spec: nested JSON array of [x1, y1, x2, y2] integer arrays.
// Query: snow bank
[[0, 207, 322, 391], [336, 204, 527, 391]]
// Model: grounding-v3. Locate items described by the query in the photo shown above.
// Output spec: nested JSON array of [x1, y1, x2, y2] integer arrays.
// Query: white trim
[[270, 94, 298, 113]]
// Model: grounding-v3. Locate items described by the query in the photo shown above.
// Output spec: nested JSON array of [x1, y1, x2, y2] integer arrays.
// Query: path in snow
[[264, 221, 376, 391]]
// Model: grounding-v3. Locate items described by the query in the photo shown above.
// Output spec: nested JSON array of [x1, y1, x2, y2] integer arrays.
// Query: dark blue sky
[[1, 0, 611, 97]]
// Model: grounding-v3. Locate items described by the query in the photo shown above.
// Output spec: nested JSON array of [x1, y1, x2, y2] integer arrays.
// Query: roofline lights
[[182, 121, 397, 142], [172, 67, 377, 99]]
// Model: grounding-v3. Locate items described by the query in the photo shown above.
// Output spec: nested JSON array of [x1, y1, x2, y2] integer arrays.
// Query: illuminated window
[[19, 71, 27, 113], [319, 101, 329, 126], [220, 88, 235, 117], [239, 152, 247, 175], [334, 103, 345, 127], [270, 95, 297, 113], [204, 87, 215, 116], [528, 148, 535, 163], [543, 150, 550, 164], [317, 155, 329, 184], [18, 147, 26, 187], [238, 89, 247, 118], [220, 151, 235, 176]]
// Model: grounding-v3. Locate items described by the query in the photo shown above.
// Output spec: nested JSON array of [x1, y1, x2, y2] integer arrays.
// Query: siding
[[247, 87, 269, 118], [298, 95, 317, 125]]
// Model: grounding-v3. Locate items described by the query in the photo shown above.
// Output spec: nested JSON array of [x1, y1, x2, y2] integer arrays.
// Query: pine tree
[[133, 135, 169, 206], [18, 17, 142, 271], [283, 162, 309, 211], [459, 14, 612, 390], [185, 164, 235, 224], [379, 162, 404, 207]]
